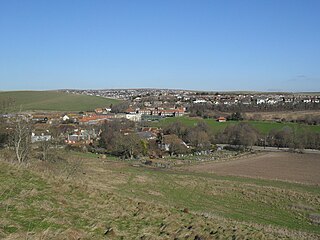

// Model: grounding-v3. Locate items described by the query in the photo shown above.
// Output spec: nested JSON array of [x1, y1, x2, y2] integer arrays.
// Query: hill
[[0, 91, 120, 112], [1, 151, 319, 239]]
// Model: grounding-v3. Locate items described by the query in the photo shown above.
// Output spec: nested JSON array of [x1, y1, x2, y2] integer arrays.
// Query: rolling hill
[[0, 91, 120, 112]]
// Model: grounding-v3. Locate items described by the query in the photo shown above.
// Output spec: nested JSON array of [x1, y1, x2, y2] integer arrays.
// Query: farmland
[[1, 151, 320, 239], [0, 91, 119, 112], [182, 152, 320, 185], [152, 116, 320, 135]]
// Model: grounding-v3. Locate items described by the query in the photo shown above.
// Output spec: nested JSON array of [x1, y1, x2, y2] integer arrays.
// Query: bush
[[0, 132, 8, 148]]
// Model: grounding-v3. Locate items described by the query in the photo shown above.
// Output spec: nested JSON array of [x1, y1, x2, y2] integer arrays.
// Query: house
[[31, 132, 52, 143], [143, 102, 152, 107], [193, 99, 207, 104], [125, 113, 142, 122], [65, 130, 94, 145], [256, 98, 267, 104], [141, 127, 160, 133], [133, 97, 142, 102], [267, 98, 278, 105], [32, 115, 49, 124], [125, 108, 137, 114], [136, 131, 157, 140], [217, 117, 227, 122], [62, 115, 70, 122], [137, 108, 152, 115], [79, 115, 113, 125], [160, 134, 189, 152], [153, 108, 186, 117], [302, 98, 312, 103], [95, 108, 103, 114]]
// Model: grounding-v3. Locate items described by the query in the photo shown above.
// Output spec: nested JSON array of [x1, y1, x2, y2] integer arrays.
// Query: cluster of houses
[[2, 107, 186, 149], [1, 107, 218, 157], [62, 89, 320, 107], [26, 112, 193, 156]]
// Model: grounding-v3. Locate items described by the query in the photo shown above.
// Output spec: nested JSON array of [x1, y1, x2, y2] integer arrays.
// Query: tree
[[112, 133, 143, 159], [164, 135, 188, 156], [228, 112, 244, 121], [0, 132, 8, 148], [222, 123, 258, 149], [272, 127, 294, 149], [111, 101, 130, 113], [98, 119, 143, 159], [39, 139, 52, 161], [185, 129, 210, 151], [0, 117, 8, 148], [163, 121, 187, 139], [10, 118, 32, 164], [99, 119, 132, 148]]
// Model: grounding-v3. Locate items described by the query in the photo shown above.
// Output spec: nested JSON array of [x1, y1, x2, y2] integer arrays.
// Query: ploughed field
[[182, 152, 320, 185], [184, 152, 320, 185]]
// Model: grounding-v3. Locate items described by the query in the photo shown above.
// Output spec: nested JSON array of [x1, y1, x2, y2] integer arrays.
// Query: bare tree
[[185, 129, 210, 151], [39, 139, 52, 161], [222, 123, 258, 149], [115, 134, 143, 159], [10, 118, 32, 164], [163, 121, 187, 139]]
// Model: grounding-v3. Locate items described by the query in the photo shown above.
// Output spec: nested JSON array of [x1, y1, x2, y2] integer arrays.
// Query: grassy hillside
[[152, 116, 320, 135], [1, 153, 319, 239], [0, 91, 119, 112]]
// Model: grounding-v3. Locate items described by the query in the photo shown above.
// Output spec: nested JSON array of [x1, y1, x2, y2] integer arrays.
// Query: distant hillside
[[0, 91, 120, 112]]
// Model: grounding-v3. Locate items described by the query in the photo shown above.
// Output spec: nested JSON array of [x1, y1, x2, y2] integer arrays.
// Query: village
[[1, 88, 320, 163], [1, 105, 196, 158]]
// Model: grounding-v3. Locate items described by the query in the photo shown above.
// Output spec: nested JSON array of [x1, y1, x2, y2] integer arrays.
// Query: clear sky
[[0, 0, 319, 92]]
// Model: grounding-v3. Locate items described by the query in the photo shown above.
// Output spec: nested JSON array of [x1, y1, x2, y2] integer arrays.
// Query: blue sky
[[0, 0, 319, 91]]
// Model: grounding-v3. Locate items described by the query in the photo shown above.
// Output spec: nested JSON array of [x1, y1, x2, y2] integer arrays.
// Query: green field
[[152, 116, 320, 135], [0, 91, 120, 112]]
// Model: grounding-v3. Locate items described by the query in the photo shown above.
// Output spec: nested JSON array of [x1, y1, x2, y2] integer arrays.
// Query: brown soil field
[[182, 152, 320, 185]]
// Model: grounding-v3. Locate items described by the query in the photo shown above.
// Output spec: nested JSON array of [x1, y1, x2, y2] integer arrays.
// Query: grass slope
[[1, 154, 319, 239], [0, 91, 119, 112], [120, 167, 320, 234], [152, 116, 320, 135]]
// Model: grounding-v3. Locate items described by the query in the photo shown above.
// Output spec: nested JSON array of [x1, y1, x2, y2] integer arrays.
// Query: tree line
[[187, 102, 320, 119]]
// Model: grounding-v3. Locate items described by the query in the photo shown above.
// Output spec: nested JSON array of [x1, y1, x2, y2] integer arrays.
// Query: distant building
[[217, 117, 227, 122], [62, 115, 70, 121], [31, 133, 52, 143], [125, 114, 142, 122], [95, 108, 103, 114], [65, 130, 95, 145]]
